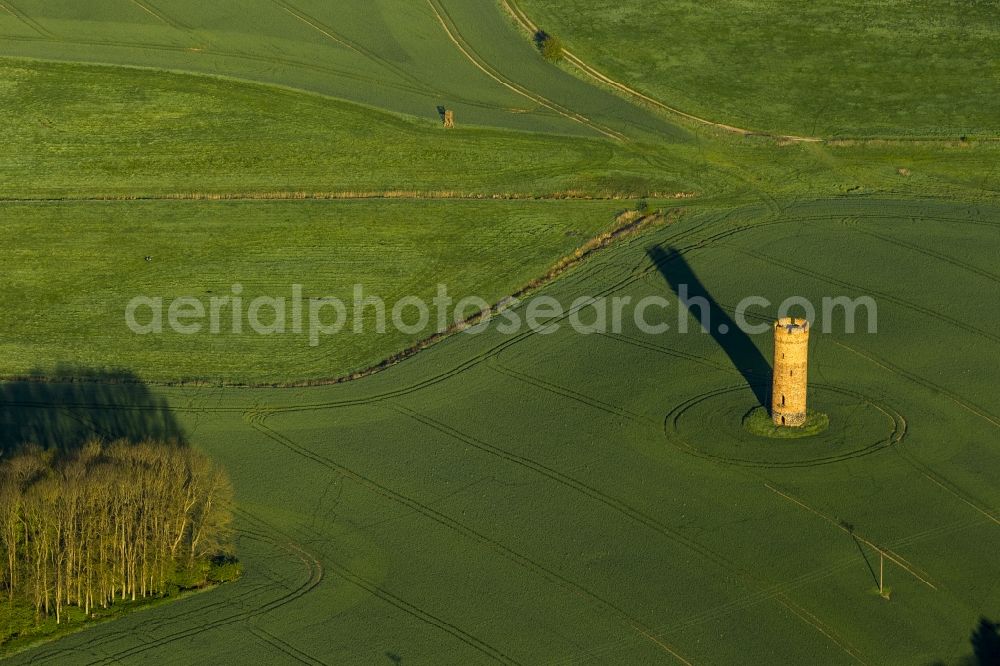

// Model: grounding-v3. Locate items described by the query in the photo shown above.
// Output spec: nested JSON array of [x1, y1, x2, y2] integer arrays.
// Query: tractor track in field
[[258, 400, 870, 662], [854, 229, 1000, 283], [243, 411, 666, 664], [22, 514, 323, 665], [19, 573, 273, 660], [391, 400, 890, 634], [0, 1, 54, 38], [1, 203, 991, 403], [0, 203, 991, 408], [562, 505, 986, 665], [733, 246, 1000, 346], [250, 511, 525, 666], [127, 0, 192, 32], [9, 205, 991, 662], [499, 0, 1000, 146], [244, 411, 691, 661], [373, 403, 883, 660], [260, 216, 719, 409], [267, 0, 498, 112], [239, 518, 518, 666], [830, 339, 1000, 432], [598, 331, 738, 375], [0, 207, 736, 406], [486, 357, 655, 425], [84, 528, 323, 665], [268, 0, 445, 100], [0, 33, 522, 116], [228, 218, 713, 406], [895, 441, 1000, 528], [249, 625, 328, 666], [424, 0, 627, 142], [496, 0, 820, 144], [391, 401, 726, 572], [79, 522, 323, 665], [763, 484, 938, 590], [317, 560, 522, 665]]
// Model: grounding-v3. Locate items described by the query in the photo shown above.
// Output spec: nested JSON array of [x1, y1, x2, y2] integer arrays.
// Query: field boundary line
[[0, 209, 679, 392]]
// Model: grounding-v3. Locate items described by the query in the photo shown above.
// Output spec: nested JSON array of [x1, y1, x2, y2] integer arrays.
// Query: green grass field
[[2, 59, 999, 385], [1, 197, 648, 384], [0, 0, 687, 141], [516, 0, 1000, 138], [1, 0, 998, 663]]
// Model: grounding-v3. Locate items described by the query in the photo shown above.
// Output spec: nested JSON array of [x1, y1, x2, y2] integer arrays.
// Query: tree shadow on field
[[647, 246, 771, 406], [967, 617, 1000, 665], [927, 617, 1000, 666], [0, 364, 185, 456]]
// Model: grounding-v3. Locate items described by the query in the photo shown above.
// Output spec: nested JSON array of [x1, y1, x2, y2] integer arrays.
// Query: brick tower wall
[[771, 317, 809, 426]]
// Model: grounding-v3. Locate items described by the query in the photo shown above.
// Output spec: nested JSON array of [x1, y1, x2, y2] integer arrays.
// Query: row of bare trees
[[0, 440, 233, 623]]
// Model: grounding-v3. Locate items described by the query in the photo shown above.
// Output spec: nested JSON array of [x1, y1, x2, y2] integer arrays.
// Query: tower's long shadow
[[647, 246, 771, 406]]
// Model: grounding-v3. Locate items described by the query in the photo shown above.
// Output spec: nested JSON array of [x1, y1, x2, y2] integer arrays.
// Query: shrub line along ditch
[[0, 191, 696, 203]]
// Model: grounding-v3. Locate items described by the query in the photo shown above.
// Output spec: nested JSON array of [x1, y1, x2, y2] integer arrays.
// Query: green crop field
[[515, 0, 1000, 138], [1, 0, 998, 663], [6, 199, 999, 664]]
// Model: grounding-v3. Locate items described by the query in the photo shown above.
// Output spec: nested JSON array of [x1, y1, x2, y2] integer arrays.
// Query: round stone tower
[[771, 317, 809, 426]]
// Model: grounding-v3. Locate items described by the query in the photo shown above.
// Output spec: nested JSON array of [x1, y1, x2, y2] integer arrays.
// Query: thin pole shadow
[[647, 246, 771, 405], [852, 535, 880, 587]]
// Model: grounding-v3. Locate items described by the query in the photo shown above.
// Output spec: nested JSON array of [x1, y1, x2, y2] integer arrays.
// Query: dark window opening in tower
[[781, 394, 786, 406]]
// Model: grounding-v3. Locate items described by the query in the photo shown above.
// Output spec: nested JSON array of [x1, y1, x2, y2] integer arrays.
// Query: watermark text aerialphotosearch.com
[[125, 283, 877, 346]]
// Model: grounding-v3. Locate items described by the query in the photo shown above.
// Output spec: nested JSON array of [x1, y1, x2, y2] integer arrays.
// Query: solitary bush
[[534, 30, 564, 61], [207, 554, 243, 583]]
